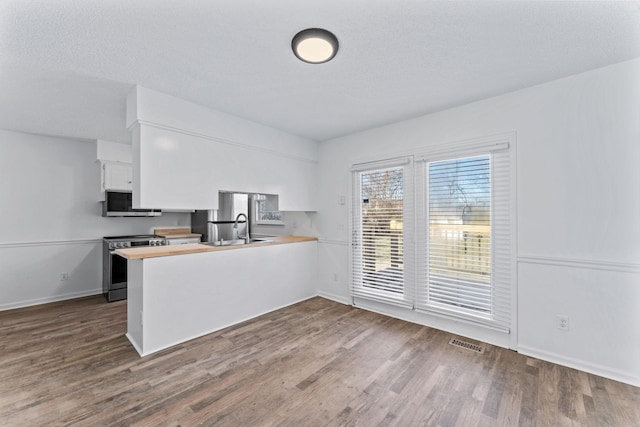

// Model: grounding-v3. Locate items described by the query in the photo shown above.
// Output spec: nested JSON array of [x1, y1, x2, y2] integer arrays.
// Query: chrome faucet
[[234, 213, 250, 243]]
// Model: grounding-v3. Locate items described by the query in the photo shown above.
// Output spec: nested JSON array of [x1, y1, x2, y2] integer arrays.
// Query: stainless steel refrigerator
[[191, 192, 249, 243]]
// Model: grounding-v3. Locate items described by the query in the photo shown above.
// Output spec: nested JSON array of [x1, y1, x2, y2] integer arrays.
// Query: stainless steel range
[[103, 235, 167, 302]]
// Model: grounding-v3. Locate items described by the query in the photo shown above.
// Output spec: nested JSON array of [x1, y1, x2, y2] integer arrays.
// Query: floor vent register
[[449, 338, 485, 354]]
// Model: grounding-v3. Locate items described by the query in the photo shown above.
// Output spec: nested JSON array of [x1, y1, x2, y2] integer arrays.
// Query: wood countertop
[[115, 235, 318, 260]]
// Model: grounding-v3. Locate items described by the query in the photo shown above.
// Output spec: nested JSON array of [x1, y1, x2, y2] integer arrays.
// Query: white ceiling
[[1, 1, 639, 143]]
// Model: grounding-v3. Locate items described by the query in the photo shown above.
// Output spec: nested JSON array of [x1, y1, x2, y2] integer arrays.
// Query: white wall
[[251, 211, 316, 238], [315, 58, 640, 386], [0, 129, 190, 310]]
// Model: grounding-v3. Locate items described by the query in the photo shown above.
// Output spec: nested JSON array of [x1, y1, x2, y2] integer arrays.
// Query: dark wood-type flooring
[[1, 296, 638, 426]]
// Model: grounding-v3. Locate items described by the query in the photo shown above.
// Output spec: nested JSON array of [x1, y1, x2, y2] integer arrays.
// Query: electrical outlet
[[60, 272, 69, 281], [333, 273, 339, 282], [557, 315, 569, 331]]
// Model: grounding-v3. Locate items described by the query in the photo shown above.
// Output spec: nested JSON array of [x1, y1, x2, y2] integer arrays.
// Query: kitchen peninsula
[[116, 236, 317, 356]]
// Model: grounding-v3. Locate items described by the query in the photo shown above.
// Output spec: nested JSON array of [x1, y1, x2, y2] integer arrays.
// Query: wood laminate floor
[[1, 296, 638, 426]]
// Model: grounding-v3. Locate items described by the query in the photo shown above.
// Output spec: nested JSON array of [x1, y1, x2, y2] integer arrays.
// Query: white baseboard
[[316, 291, 351, 305], [518, 344, 640, 388], [0, 289, 103, 311], [125, 332, 144, 356]]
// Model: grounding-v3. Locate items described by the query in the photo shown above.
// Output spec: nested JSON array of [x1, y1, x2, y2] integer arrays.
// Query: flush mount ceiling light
[[292, 28, 339, 64]]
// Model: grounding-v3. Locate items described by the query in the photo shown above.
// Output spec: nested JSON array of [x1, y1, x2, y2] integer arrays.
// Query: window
[[425, 156, 492, 314], [351, 136, 513, 333], [253, 194, 284, 225]]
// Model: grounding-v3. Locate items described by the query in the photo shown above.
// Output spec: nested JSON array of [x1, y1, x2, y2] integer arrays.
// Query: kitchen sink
[[201, 238, 274, 247], [201, 239, 245, 247], [247, 238, 274, 244]]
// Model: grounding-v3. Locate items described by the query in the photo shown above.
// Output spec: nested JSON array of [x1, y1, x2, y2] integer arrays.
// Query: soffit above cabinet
[[97, 140, 132, 163]]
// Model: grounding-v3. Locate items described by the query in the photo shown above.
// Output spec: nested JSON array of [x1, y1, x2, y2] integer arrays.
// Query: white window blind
[[416, 149, 511, 332], [427, 155, 492, 312], [351, 160, 414, 307]]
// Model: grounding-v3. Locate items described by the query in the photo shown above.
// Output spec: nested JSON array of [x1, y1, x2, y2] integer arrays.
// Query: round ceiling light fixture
[[292, 28, 339, 64]]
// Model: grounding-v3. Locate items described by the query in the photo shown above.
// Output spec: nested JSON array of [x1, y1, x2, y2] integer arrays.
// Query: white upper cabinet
[[126, 86, 318, 211], [102, 161, 133, 191], [96, 140, 134, 198]]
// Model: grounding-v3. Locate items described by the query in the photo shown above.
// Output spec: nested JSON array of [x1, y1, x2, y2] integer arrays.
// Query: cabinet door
[[104, 162, 133, 191]]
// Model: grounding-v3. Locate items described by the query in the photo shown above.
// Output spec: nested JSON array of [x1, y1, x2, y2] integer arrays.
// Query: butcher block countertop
[[115, 235, 317, 260]]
